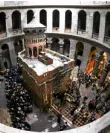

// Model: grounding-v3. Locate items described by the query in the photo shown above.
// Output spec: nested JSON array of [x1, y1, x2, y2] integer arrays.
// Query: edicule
[[18, 18, 74, 109]]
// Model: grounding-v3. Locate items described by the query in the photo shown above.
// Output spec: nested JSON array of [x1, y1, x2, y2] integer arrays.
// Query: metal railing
[[92, 33, 99, 40], [65, 28, 71, 33], [77, 29, 86, 36], [104, 36, 110, 44], [52, 27, 59, 32]]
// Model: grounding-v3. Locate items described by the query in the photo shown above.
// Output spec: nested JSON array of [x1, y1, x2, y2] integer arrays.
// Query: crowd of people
[[4, 64, 32, 130], [55, 69, 110, 128], [69, 70, 110, 123], [0, 62, 109, 131]]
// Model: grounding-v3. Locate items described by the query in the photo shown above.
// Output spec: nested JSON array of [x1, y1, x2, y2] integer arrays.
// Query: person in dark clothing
[[57, 113, 62, 126], [60, 122, 68, 131], [70, 106, 77, 115], [88, 100, 95, 110]]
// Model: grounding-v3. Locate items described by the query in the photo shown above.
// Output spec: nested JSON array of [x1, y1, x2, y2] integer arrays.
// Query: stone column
[[86, 12, 93, 38], [22, 38, 25, 50], [22, 10, 27, 26], [0, 49, 3, 69], [59, 9, 65, 33], [26, 47, 29, 57], [59, 39, 64, 54], [5, 12, 12, 36], [8, 41, 17, 66], [69, 39, 77, 59], [80, 43, 91, 70], [99, 12, 106, 42], [47, 9, 53, 32], [71, 11, 78, 34], [47, 37, 52, 49], [34, 9, 40, 23], [99, 62, 110, 86]]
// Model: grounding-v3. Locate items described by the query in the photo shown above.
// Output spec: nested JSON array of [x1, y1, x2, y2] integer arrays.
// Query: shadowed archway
[[12, 10, 21, 29]]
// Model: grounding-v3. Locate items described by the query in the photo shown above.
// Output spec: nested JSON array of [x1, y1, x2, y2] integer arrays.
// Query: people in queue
[[4, 63, 32, 130]]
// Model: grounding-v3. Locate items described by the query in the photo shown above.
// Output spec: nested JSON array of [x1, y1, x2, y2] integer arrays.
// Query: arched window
[[105, 12, 110, 37], [4, 62, 8, 69], [75, 42, 84, 66], [0, 12, 6, 32], [40, 9, 47, 26], [39, 46, 42, 54], [51, 38, 59, 52], [27, 10, 34, 24], [65, 10, 72, 31], [93, 12, 100, 34], [1, 44, 9, 50], [1, 44, 11, 67], [33, 47, 37, 57], [78, 10, 86, 31], [12, 10, 21, 29], [53, 10, 59, 30], [14, 40, 23, 55], [63, 39, 70, 56]]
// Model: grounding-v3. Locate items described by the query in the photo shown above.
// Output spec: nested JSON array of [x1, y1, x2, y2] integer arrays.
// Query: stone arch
[[1, 44, 9, 50], [63, 39, 70, 56], [40, 9, 47, 26], [75, 42, 84, 66], [4, 61, 8, 69], [27, 10, 34, 24], [1, 44, 11, 68], [39, 46, 42, 54], [65, 10, 72, 31], [93, 11, 100, 34], [0, 12, 6, 32], [12, 10, 21, 29], [52, 10, 59, 30], [33, 47, 37, 57], [105, 12, 110, 37], [52, 38, 59, 52], [78, 10, 86, 31], [14, 40, 23, 55]]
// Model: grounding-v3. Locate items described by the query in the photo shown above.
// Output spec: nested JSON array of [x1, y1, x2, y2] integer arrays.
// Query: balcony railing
[[0, 32, 6, 38], [65, 28, 71, 33], [77, 29, 86, 36], [104, 36, 110, 44], [52, 27, 59, 32], [92, 33, 99, 40], [8, 28, 23, 36]]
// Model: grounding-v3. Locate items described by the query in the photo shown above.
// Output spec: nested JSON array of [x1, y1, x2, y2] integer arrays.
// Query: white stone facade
[[0, 5, 110, 69]]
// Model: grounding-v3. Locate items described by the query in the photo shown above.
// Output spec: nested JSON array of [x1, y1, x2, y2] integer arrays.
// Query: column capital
[[47, 37, 52, 44], [59, 39, 64, 45]]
